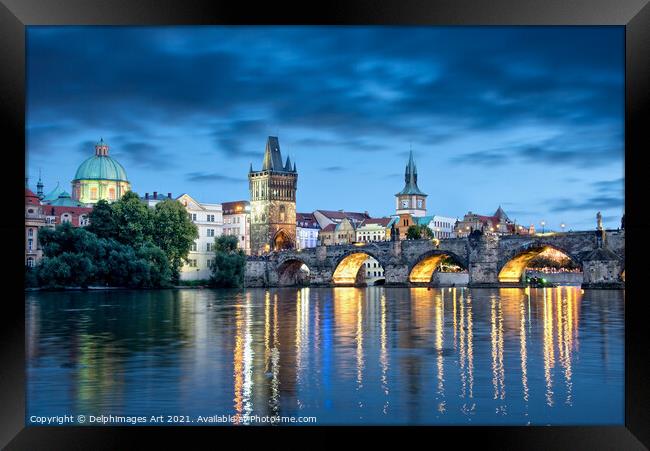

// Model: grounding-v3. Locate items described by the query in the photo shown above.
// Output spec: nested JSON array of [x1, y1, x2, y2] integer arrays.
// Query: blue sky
[[26, 26, 624, 230]]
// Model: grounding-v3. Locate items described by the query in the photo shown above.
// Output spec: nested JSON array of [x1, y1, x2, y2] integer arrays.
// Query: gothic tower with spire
[[395, 149, 427, 217], [248, 136, 298, 255]]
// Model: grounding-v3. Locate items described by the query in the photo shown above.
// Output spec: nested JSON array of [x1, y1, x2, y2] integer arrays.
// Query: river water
[[26, 286, 624, 425]]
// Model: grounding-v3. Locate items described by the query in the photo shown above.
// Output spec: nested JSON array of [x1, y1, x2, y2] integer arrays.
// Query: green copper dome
[[73, 139, 129, 182]]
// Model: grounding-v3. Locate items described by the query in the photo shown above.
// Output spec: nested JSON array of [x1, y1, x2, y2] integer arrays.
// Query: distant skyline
[[26, 26, 624, 230]]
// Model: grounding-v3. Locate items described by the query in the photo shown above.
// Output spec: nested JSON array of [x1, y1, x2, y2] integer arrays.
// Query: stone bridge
[[245, 230, 624, 289]]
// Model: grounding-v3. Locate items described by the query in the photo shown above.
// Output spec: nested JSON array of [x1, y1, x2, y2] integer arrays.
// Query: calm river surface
[[26, 286, 624, 425]]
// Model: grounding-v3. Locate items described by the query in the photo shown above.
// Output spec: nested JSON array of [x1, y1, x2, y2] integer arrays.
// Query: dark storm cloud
[[548, 196, 623, 213], [452, 141, 623, 168], [185, 172, 245, 183], [28, 26, 623, 162]]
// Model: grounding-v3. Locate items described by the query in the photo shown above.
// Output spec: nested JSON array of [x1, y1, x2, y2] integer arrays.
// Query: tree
[[406, 224, 434, 240], [35, 222, 172, 289], [87, 199, 116, 239], [210, 235, 246, 288], [110, 191, 153, 247], [152, 199, 198, 282]]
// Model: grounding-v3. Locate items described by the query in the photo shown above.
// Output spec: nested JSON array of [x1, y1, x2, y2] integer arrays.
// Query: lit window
[[90, 187, 98, 200], [109, 187, 116, 200]]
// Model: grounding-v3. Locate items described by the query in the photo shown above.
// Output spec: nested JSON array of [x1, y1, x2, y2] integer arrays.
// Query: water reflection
[[26, 286, 624, 425]]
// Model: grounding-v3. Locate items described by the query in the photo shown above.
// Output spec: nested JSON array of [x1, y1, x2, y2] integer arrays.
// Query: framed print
[[2, 0, 649, 448]]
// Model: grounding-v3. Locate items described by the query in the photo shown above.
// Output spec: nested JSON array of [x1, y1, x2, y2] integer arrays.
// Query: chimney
[[153, 191, 158, 199], [145, 193, 149, 200], [168, 192, 172, 199]]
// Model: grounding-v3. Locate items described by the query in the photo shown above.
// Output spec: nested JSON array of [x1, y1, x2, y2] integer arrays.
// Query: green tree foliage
[[34, 222, 172, 288], [406, 224, 435, 240], [85, 193, 197, 283], [109, 191, 153, 247], [210, 235, 246, 288], [86, 199, 116, 240], [152, 199, 198, 282]]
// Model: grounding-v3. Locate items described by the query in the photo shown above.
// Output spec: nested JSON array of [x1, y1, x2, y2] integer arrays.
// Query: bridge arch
[[277, 257, 311, 286], [498, 242, 581, 283], [408, 250, 468, 284], [332, 247, 387, 285]]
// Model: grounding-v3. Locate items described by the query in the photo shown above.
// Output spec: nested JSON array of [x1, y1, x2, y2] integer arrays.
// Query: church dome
[[73, 139, 129, 182]]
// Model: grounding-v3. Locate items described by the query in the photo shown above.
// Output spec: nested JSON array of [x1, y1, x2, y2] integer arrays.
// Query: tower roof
[[494, 205, 509, 220], [396, 149, 427, 196], [262, 136, 285, 171], [74, 139, 129, 182]]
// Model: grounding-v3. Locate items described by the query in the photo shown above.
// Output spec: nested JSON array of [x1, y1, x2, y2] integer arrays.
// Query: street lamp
[[541, 221, 546, 234], [560, 223, 566, 232]]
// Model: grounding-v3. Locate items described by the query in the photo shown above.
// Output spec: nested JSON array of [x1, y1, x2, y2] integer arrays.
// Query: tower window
[[90, 187, 98, 200]]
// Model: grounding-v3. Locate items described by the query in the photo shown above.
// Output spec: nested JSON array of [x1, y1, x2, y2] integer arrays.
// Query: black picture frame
[[2, 0, 648, 448]]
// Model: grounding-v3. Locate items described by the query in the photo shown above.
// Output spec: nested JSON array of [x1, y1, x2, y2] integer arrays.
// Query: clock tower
[[395, 150, 427, 217]]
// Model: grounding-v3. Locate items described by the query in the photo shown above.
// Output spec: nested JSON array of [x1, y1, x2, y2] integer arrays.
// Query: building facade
[[248, 136, 297, 255], [416, 215, 457, 239], [176, 193, 224, 281], [25, 189, 47, 267], [296, 212, 320, 250], [318, 217, 357, 246], [71, 139, 131, 205], [222, 200, 251, 255], [395, 150, 427, 217], [355, 218, 391, 242], [454, 206, 523, 237]]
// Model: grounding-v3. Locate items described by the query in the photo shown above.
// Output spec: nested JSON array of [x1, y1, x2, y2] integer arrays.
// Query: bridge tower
[[395, 149, 427, 217], [248, 136, 298, 255]]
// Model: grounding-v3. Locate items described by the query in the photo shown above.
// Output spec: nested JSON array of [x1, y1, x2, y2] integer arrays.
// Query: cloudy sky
[[26, 26, 624, 230]]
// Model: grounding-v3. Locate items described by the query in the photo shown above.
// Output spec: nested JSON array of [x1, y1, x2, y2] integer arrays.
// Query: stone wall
[[525, 270, 583, 285], [431, 272, 469, 286], [244, 231, 624, 288], [582, 259, 624, 289]]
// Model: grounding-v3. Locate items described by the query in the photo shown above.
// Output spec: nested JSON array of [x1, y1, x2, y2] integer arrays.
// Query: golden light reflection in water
[[435, 293, 445, 413], [458, 290, 475, 416], [380, 294, 389, 414], [520, 293, 529, 404], [543, 288, 555, 407], [356, 293, 365, 402], [232, 293, 254, 424], [332, 253, 371, 284], [490, 295, 506, 414]]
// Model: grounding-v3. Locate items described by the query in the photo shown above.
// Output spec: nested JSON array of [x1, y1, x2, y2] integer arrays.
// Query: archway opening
[[499, 246, 581, 283], [621, 269, 625, 282], [273, 230, 293, 251], [409, 252, 466, 284], [278, 259, 311, 286], [333, 252, 384, 286]]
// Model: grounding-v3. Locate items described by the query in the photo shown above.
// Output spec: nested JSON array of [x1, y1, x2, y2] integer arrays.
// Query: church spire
[[396, 148, 426, 197], [36, 169, 44, 199]]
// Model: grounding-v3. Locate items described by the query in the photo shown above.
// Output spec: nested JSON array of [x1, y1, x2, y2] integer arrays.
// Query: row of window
[[224, 216, 242, 224], [433, 220, 453, 229], [366, 270, 384, 277], [189, 213, 218, 222]]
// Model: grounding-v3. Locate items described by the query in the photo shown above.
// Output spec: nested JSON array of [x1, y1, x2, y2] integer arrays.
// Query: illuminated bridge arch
[[277, 257, 311, 286], [408, 250, 468, 284], [332, 249, 387, 285], [498, 243, 581, 284]]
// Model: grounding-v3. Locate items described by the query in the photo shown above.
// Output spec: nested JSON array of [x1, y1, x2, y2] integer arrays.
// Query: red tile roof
[[321, 223, 337, 232], [316, 210, 370, 221]]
